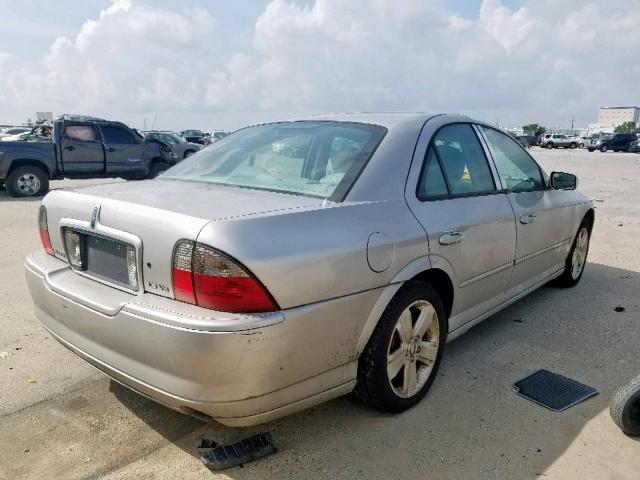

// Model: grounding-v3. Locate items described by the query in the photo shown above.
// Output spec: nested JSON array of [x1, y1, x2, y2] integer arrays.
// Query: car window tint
[[432, 124, 495, 195], [101, 125, 135, 144], [418, 147, 448, 198], [65, 125, 97, 141], [482, 127, 544, 192]]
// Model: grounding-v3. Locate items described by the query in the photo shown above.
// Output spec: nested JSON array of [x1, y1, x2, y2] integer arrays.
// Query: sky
[[0, 0, 638, 131]]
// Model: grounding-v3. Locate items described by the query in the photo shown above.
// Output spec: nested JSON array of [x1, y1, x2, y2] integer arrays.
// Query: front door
[[478, 126, 575, 298], [406, 122, 517, 331], [98, 124, 148, 176], [60, 123, 105, 175]]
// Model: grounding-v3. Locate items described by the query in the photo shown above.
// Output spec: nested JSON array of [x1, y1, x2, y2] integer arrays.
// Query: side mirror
[[550, 171, 577, 190]]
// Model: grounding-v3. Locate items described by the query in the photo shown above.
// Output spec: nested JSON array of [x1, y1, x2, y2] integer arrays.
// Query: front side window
[[429, 124, 495, 196], [100, 125, 135, 144], [481, 126, 544, 192], [162, 121, 386, 200]]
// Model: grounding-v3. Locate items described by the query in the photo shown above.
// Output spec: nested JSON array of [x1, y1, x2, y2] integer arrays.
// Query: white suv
[[540, 134, 578, 149]]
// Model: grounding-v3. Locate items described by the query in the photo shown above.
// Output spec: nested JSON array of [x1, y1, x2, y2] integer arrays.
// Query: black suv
[[588, 133, 637, 152]]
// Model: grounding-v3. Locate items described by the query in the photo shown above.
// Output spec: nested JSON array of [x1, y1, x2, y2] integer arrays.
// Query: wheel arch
[[582, 208, 595, 234], [7, 159, 52, 177], [354, 261, 455, 357]]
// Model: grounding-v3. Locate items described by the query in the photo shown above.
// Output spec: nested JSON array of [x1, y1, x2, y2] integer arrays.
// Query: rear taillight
[[38, 205, 54, 255], [171, 241, 278, 313]]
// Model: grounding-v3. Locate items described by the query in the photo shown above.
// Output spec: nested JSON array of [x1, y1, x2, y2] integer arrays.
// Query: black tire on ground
[[148, 161, 170, 179], [600, 145, 608, 152], [547, 142, 555, 149], [613, 149, 619, 153], [553, 221, 590, 288], [5, 165, 49, 197], [570, 142, 577, 149], [354, 281, 447, 413], [610, 375, 640, 436], [183, 150, 195, 159], [587, 148, 594, 152]]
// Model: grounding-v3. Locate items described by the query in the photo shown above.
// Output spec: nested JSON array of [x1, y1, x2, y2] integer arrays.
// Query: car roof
[[282, 112, 445, 129]]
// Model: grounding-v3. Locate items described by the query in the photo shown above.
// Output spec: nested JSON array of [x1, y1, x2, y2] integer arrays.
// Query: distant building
[[597, 106, 639, 128]]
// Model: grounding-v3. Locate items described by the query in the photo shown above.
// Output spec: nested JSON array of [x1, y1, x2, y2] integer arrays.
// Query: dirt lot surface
[[1, 148, 639, 479]]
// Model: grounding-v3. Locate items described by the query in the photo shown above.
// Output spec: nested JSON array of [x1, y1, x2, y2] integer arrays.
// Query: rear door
[[478, 126, 574, 298], [405, 122, 517, 330], [59, 122, 105, 175], [98, 123, 148, 176]]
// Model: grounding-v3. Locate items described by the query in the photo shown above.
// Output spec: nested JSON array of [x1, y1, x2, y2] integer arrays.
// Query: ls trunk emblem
[[91, 205, 101, 229]]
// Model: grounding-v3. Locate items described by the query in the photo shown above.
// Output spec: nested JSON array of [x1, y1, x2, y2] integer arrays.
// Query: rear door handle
[[64, 145, 75, 151], [519, 214, 536, 224], [439, 231, 465, 245]]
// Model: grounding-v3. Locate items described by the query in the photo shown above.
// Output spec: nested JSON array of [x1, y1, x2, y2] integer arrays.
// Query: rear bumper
[[24, 251, 379, 426]]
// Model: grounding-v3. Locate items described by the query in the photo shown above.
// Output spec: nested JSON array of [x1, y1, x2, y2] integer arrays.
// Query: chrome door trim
[[459, 261, 513, 289], [514, 237, 572, 265]]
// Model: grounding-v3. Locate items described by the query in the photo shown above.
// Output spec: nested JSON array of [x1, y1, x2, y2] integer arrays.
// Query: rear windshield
[[162, 121, 386, 200]]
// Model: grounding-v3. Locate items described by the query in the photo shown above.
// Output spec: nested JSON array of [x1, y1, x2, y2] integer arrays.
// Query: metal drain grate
[[514, 369, 598, 411]]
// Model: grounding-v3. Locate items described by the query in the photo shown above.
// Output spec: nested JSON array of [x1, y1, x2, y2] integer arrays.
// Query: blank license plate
[[84, 235, 136, 289]]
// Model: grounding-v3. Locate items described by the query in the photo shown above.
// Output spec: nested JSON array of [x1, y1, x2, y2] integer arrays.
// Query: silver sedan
[[25, 113, 593, 426]]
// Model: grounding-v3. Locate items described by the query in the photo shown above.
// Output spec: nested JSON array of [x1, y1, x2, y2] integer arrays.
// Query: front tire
[[354, 281, 446, 413], [610, 376, 640, 436], [148, 161, 169, 178], [554, 223, 590, 287], [5, 166, 49, 197], [570, 142, 577, 149], [600, 145, 608, 152]]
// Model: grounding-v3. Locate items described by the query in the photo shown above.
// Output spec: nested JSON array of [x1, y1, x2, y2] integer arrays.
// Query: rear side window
[[101, 125, 135, 144], [417, 148, 448, 198], [430, 124, 495, 196], [65, 125, 97, 141], [481, 127, 544, 192]]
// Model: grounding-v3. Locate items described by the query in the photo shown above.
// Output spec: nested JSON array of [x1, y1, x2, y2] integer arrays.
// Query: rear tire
[[587, 148, 594, 152], [183, 150, 195, 159], [354, 281, 447, 413], [600, 145, 608, 152], [570, 142, 577, 149], [610, 376, 640, 436], [5, 166, 49, 197], [554, 222, 590, 288], [148, 161, 169, 178]]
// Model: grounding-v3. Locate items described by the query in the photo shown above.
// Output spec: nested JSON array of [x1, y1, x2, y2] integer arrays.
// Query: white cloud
[[0, 0, 639, 130]]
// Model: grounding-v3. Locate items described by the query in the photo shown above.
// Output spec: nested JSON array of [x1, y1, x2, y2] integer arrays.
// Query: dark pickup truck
[[0, 115, 175, 197]]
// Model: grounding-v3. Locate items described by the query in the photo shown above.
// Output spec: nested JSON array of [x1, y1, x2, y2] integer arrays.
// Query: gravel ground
[[1, 149, 639, 479]]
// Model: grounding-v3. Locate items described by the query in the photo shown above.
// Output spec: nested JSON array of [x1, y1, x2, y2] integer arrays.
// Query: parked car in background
[[540, 134, 578, 149], [143, 131, 203, 159], [574, 136, 592, 148], [0, 115, 175, 197], [211, 130, 230, 142], [180, 129, 206, 145], [0, 126, 31, 140], [1, 124, 53, 142], [628, 138, 640, 153], [25, 113, 594, 427], [587, 133, 637, 152]]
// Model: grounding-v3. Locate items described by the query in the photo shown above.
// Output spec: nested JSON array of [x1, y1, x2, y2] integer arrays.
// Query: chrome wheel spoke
[[387, 347, 405, 380], [413, 304, 435, 337], [403, 360, 417, 396], [417, 341, 438, 364], [396, 309, 413, 344]]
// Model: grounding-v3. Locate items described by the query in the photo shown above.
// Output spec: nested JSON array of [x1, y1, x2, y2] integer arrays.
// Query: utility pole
[[570, 116, 575, 135]]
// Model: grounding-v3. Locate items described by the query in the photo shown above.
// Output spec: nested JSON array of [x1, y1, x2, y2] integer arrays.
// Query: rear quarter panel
[[195, 199, 428, 309]]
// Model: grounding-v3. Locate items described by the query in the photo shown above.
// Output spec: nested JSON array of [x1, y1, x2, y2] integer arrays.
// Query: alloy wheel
[[387, 300, 440, 398]]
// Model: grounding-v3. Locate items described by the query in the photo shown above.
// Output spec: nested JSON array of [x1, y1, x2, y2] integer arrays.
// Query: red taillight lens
[[38, 205, 54, 255], [171, 240, 277, 313]]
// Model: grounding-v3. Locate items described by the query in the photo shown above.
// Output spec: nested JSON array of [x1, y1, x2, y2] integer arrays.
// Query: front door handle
[[64, 145, 75, 151], [519, 213, 536, 224], [439, 231, 465, 245]]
